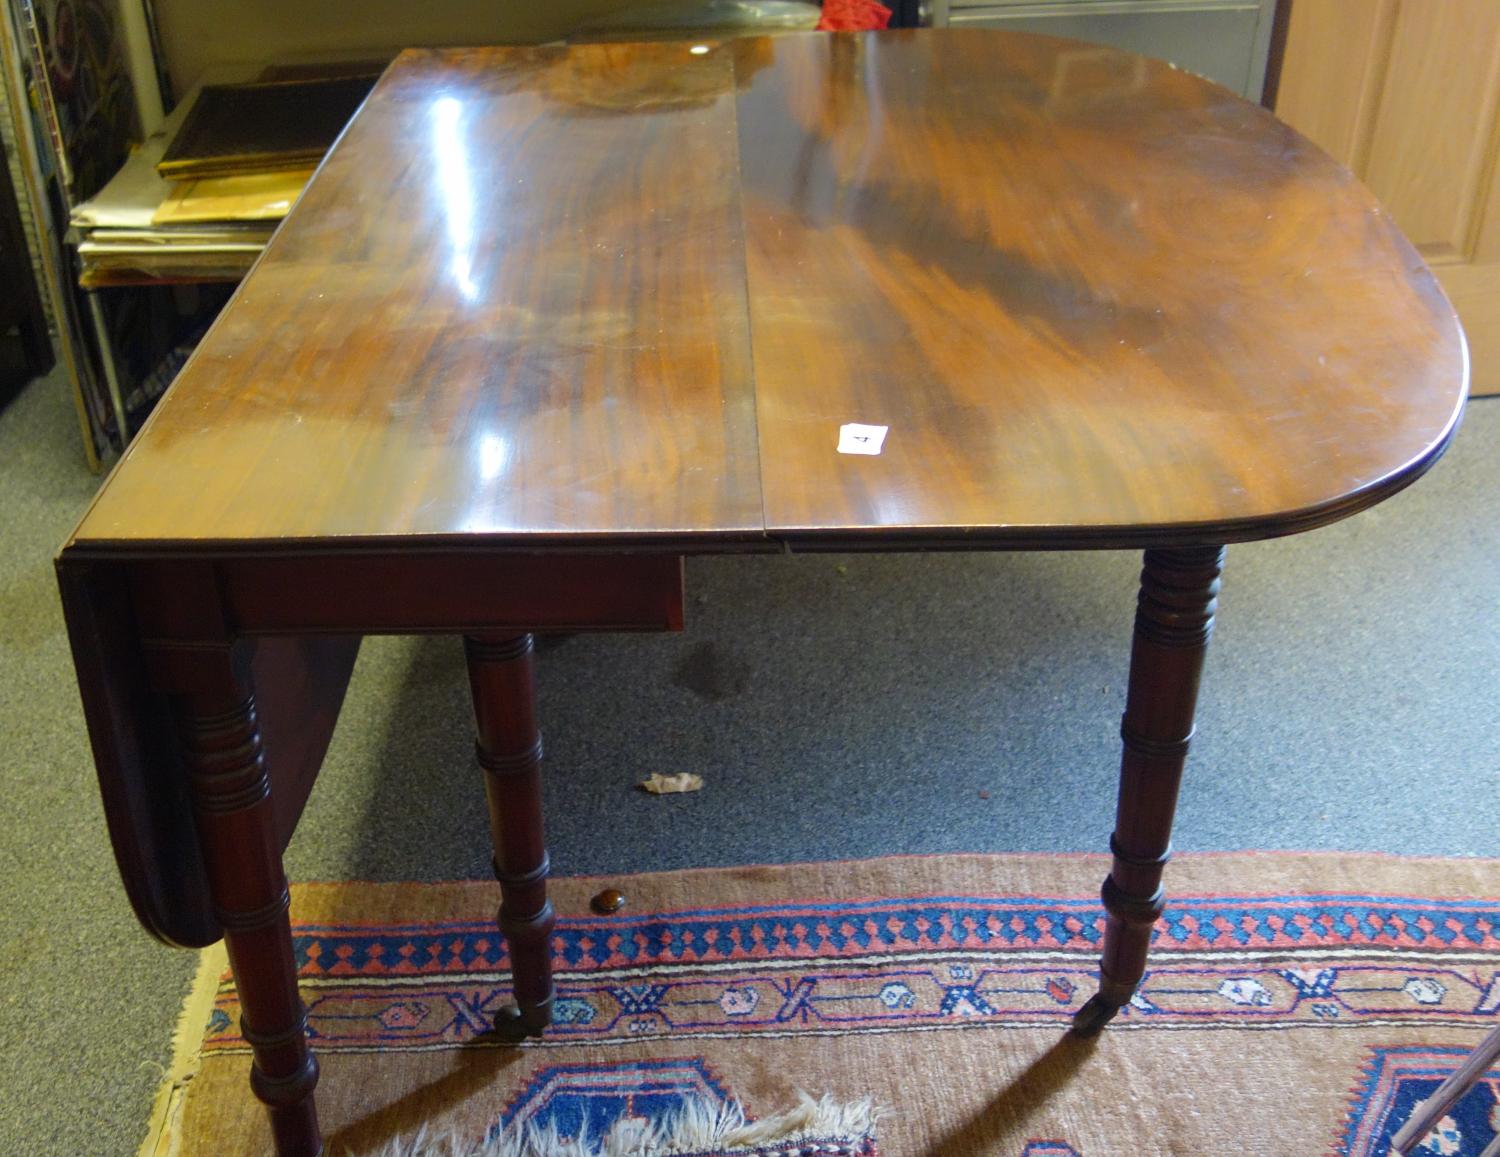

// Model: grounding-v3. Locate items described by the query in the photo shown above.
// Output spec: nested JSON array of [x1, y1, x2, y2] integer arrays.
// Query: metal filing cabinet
[[927, 0, 1280, 100]]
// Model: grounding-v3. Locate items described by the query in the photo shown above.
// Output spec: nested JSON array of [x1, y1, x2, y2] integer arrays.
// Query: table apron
[[129, 552, 686, 639]]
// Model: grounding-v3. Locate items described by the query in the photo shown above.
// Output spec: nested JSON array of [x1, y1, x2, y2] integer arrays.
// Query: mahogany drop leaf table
[[57, 31, 1467, 1156]]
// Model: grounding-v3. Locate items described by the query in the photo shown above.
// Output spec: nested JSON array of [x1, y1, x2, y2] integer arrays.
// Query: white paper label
[[837, 423, 889, 455]]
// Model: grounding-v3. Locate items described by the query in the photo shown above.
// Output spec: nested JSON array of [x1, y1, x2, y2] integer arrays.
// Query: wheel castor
[[1070, 994, 1121, 1038]]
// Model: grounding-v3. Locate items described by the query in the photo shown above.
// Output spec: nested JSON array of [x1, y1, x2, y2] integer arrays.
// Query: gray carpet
[[2, 364, 1497, 1155]]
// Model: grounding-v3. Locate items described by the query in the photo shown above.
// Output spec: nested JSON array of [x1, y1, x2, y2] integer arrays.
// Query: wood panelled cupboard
[[1276, 0, 1500, 396]]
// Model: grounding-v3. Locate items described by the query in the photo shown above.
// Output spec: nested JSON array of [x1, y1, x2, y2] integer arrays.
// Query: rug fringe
[[139, 942, 229, 1157], [351, 1092, 883, 1157]]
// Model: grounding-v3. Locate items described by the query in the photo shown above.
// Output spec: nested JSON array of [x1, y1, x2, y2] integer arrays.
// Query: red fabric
[[817, 0, 892, 31]]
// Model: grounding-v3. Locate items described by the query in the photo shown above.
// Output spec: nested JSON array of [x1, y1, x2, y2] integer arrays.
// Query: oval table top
[[67, 30, 1468, 555]]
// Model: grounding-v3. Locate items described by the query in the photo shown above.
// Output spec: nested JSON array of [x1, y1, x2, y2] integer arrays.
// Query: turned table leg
[[465, 633, 555, 1041], [1073, 545, 1225, 1037], [177, 686, 321, 1155]]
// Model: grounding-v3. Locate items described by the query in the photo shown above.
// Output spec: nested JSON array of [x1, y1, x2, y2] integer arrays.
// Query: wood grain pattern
[[52, 36, 1474, 1149], [74, 43, 762, 547], [738, 31, 1465, 544], [66, 31, 1465, 554]]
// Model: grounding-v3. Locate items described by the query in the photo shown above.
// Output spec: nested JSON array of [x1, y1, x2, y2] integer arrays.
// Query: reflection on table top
[[67, 31, 1467, 554]]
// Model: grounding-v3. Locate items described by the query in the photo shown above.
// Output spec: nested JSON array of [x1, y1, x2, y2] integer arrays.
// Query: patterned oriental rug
[[143, 854, 1500, 1156]]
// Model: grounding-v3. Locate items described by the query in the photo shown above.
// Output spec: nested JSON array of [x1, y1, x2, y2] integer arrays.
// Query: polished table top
[[68, 31, 1466, 554], [55, 37, 1473, 1143]]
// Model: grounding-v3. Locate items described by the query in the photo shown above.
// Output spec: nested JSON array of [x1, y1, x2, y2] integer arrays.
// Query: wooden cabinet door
[[932, 0, 1279, 99], [1276, 0, 1500, 395]]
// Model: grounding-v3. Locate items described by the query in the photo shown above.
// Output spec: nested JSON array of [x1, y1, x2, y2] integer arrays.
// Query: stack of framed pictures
[[0, 0, 165, 464]]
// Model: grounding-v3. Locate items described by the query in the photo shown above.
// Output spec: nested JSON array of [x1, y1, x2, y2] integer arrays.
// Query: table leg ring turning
[[1074, 545, 1225, 1038], [175, 684, 324, 1154], [465, 634, 556, 1043]]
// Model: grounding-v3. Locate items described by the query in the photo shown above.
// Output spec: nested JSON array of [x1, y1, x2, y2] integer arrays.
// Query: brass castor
[[1070, 994, 1121, 1038], [492, 1001, 550, 1043]]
